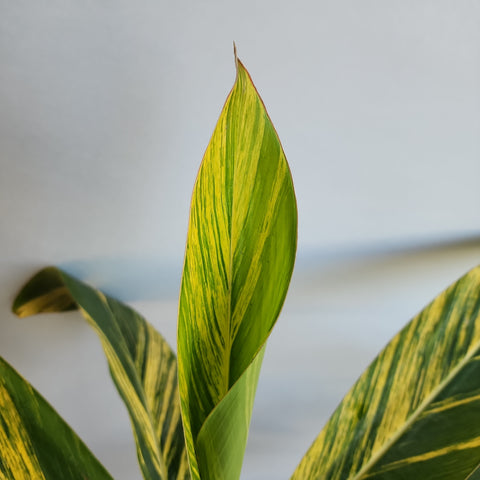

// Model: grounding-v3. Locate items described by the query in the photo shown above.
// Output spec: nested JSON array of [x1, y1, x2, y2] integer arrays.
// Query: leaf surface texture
[[293, 265, 480, 480], [13, 267, 189, 480], [178, 57, 297, 480], [0, 355, 113, 480]]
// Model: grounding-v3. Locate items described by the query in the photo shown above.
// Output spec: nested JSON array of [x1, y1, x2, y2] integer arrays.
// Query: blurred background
[[1, 2, 479, 479]]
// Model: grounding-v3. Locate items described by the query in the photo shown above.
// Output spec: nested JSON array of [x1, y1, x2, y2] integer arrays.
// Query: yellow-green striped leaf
[[178, 55, 297, 480], [13, 267, 190, 480], [0, 355, 113, 479], [292, 264, 480, 480]]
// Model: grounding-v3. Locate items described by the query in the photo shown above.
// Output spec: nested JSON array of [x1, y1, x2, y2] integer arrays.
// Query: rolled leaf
[[292, 265, 480, 480], [13, 267, 189, 480], [0, 355, 113, 479], [178, 54, 297, 480]]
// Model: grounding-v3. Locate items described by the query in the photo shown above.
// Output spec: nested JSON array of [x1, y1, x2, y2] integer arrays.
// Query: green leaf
[[0, 355, 113, 480], [177, 54, 297, 480], [292, 265, 480, 480], [13, 267, 190, 480], [468, 466, 480, 480]]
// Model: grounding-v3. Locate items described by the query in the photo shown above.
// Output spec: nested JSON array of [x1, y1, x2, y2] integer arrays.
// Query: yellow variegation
[[293, 264, 480, 480], [177, 53, 297, 480], [13, 267, 190, 480], [6, 48, 480, 480], [0, 355, 113, 479]]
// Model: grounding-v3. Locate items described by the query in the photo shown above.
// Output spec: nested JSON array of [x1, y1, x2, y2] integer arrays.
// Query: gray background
[[1, 2, 479, 479]]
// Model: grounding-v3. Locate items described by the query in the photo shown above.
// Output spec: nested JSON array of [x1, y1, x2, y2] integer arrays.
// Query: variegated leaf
[[178, 53, 297, 480], [13, 267, 190, 480], [0, 355, 113, 479], [293, 265, 480, 480]]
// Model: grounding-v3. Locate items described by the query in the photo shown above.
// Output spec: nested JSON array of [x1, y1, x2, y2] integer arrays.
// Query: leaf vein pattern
[[292, 267, 480, 480]]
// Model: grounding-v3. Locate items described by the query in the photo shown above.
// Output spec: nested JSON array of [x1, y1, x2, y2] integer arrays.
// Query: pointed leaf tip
[[178, 58, 297, 480]]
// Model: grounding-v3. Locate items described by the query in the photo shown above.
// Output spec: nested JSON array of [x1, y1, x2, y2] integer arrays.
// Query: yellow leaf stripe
[[178, 54, 297, 480], [0, 357, 113, 479], [363, 436, 480, 477], [13, 267, 190, 480], [292, 265, 480, 480], [0, 382, 45, 480]]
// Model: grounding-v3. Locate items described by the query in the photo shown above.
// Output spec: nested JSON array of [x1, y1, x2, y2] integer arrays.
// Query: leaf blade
[[195, 345, 265, 479], [292, 265, 480, 480], [0, 355, 113, 480], [178, 57, 297, 480], [13, 267, 190, 480]]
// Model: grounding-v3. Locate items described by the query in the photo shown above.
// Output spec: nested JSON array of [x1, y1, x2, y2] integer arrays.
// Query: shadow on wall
[[59, 232, 480, 304], [60, 257, 183, 302]]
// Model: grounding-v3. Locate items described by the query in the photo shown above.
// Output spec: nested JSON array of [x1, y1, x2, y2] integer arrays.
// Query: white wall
[[1, 2, 479, 479]]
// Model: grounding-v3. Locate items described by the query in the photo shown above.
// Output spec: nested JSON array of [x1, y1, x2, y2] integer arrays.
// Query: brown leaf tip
[[233, 41, 238, 68]]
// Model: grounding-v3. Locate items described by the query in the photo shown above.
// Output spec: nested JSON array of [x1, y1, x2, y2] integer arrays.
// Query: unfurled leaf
[[13, 267, 189, 480], [178, 54, 297, 480], [293, 265, 480, 480], [0, 355, 113, 480]]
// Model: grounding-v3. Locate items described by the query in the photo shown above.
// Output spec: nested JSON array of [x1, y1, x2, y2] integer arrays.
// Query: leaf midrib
[[351, 340, 480, 480]]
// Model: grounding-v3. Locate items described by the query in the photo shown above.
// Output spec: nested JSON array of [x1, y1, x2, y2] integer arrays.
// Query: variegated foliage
[[7, 50, 480, 480], [293, 265, 480, 480], [13, 267, 189, 480], [177, 54, 297, 480], [0, 356, 113, 480]]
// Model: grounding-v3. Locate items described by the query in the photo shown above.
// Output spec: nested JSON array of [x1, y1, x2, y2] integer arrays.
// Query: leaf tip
[[233, 41, 239, 73], [11, 267, 77, 318], [232, 42, 248, 83], [233, 41, 237, 61]]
